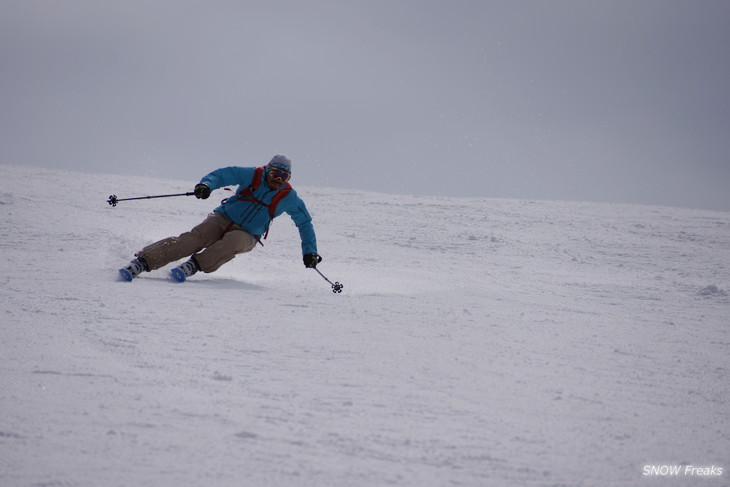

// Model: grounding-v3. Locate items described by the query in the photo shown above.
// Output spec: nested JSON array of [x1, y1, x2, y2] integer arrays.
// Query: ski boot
[[119, 257, 148, 281], [171, 258, 200, 282]]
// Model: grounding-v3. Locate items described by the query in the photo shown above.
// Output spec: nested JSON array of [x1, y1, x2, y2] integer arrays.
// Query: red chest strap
[[234, 167, 293, 244]]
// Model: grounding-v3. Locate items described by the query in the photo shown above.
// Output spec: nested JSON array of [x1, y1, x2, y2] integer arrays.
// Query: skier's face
[[266, 173, 285, 190], [265, 167, 290, 190]]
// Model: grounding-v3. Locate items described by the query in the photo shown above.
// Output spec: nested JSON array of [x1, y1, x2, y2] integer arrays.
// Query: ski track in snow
[[1, 164, 728, 486]]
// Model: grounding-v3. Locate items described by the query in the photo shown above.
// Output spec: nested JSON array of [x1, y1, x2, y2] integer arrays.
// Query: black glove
[[194, 183, 211, 199], [303, 253, 322, 268]]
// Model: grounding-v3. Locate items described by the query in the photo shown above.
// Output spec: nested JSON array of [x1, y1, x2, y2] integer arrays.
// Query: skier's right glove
[[194, 183, 211, 199], [303, 253, 322, 269]]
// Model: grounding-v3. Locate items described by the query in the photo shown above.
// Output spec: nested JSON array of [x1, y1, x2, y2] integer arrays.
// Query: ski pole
[[314, 268, 344, 293], [107, 192, 196, 207]]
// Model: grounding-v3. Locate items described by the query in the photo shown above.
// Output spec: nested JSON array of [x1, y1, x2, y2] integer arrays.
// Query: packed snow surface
[[1, 164, 728, 486]]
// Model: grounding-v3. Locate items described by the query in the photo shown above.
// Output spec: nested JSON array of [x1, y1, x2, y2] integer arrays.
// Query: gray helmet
[[267, 155, 291, 173]]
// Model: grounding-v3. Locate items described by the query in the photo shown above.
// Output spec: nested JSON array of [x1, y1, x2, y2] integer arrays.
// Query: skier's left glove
[[303, 253, 322, 268], [194, 183, 211, 199]]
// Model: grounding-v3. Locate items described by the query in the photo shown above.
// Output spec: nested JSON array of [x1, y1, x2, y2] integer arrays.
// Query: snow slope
[[1, 164, 728, 486]]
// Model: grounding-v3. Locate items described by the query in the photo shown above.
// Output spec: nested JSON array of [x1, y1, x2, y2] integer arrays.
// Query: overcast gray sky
[[2, 0, 729, 210]]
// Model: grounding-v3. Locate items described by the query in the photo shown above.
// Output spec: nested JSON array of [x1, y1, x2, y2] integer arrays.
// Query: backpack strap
[[235, 166, 265, 205], [250, 166, 263, 191], [260, 183, 292, 242], [267, 183, 292, 218], [232, 167, 293, 245]]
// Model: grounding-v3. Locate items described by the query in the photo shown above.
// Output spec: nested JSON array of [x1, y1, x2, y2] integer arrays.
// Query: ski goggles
[[267, 166, 291, 183]]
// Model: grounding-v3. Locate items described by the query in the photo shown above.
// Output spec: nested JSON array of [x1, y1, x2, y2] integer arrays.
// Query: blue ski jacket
[[199, 166, 317, 255]]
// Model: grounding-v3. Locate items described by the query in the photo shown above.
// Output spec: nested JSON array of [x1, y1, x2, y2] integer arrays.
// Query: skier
[[119, 155, 321, 282]]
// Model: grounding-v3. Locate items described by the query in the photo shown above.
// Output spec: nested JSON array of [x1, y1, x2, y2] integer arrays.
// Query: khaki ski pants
[[138, 212, 257, 273]]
